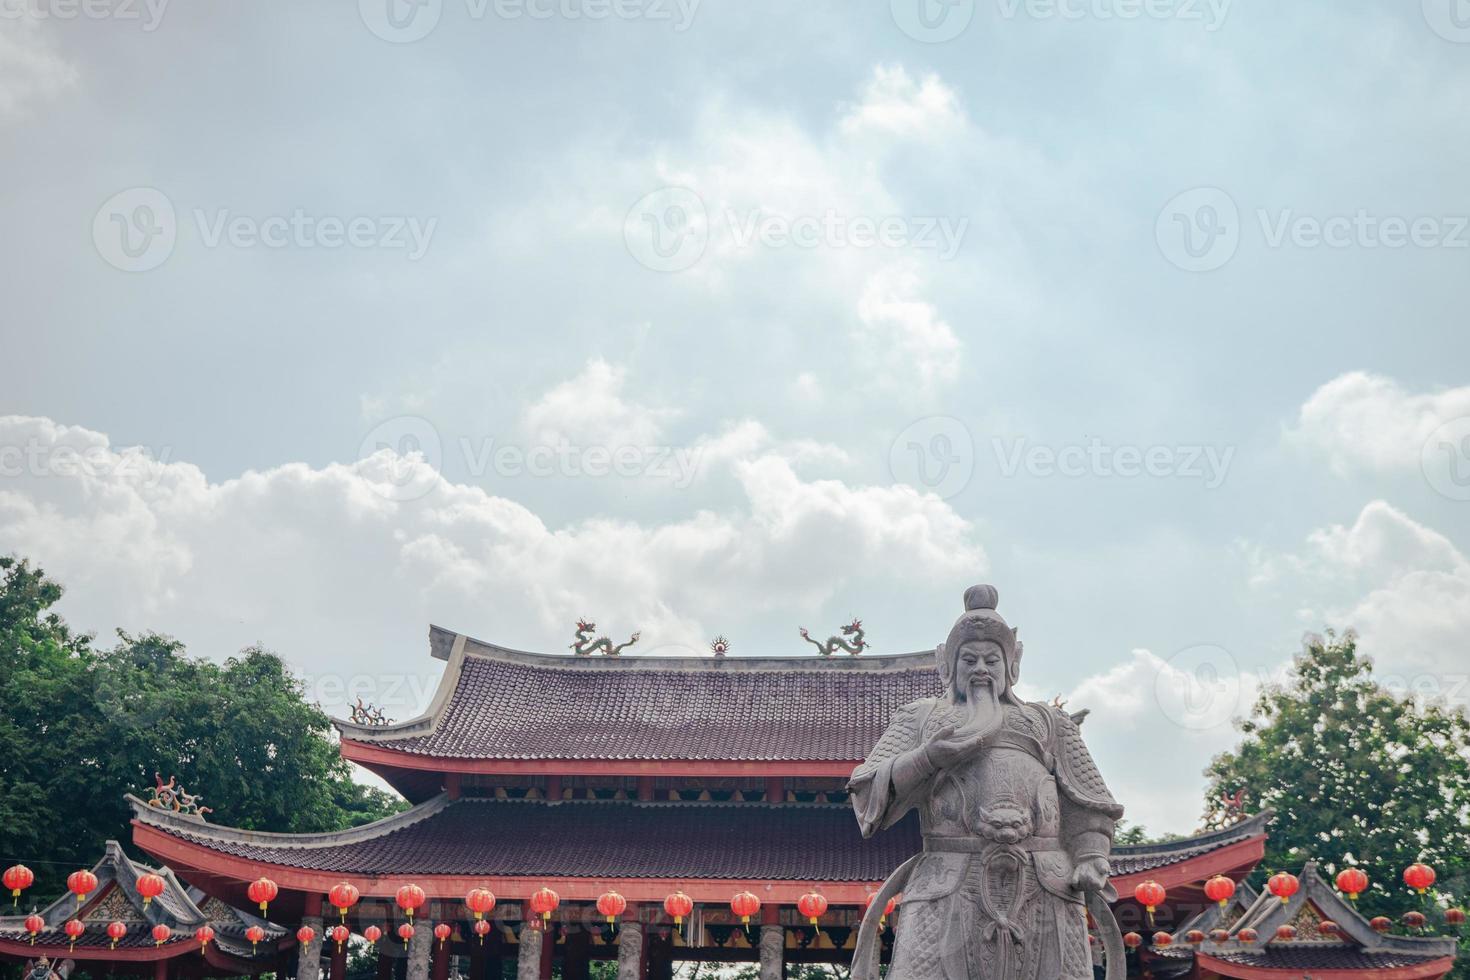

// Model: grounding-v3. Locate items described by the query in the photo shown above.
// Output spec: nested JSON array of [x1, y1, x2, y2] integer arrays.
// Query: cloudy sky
[[2, 0, 1468, 834]]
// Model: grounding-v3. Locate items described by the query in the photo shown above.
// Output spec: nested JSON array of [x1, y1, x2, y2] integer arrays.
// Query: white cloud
[[1245, 500, 1470, 674], [522, 358, 675, 448], [1286, 371, 1470, 473], [855, 263, 962, 389], [0, 414, 984, 717], [839, 64, 966, 142], [0, 19, 77, 122]]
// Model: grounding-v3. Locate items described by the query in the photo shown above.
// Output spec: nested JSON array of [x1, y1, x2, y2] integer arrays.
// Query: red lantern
[[328, 883, 359, 921], [1209, 928, 1229, 943], [1153, 931, 1173, 947], [67, 870, 99, 909], [1203, 875, 1235, 908], [1404, 863, 1437, 894], [1319, 920, 1338, 936], [331, 925, 350, 951], [1268, 872, 1300, 904], [246, 925, 266, 951], [1122, 932, 1142, 949], [797, 891, 828, 928], [1370, 916, 1392, 933], [473, 920, 491, 944], [1237, 927, 1258, 944], [107, 921, 127, 949], [362, 925, 382, 949], [151, 924, 172, 947], [597, 891, 627, 925], [24, 913, 44, 945], [136, 873, 166, 908], [1447, 908, 1467, 926], [4, 865, 34, 906], [397, 923, 415, 948], [1404, 911, 1427, 930], [863, 892, 896, 928], [196, 925, 215, 950], [395, 884, 427, 920], [1275, 924, 1297, 941], [1185, 929, 1206, 944], [528, 887, 559, 925], [731, 891, 760, 927], [433, 923, 451, 948], [247, 878, 279, 917], [297, 926, 316, 948], [664, 891, 693, 927], [65, 918, 85, 951], [466, 888, 496, 920], [1134, 880, 1165, 926], [1336, 867, 1368, 901]]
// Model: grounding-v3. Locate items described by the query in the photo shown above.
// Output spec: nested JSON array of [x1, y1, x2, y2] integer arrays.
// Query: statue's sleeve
[[1051, 709, 1124, 861], [847, 699, 932, 838]]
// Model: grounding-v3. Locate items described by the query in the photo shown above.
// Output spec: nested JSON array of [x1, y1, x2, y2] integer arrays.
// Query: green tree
[[1204, 630, 1470, 958], [0, 557, 403, 901]]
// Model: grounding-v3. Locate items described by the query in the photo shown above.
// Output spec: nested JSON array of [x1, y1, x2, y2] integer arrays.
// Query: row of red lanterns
[[21, 916, 213, 953], [1133, 859, 1444, 917], [1121, 907, 1467, 951]]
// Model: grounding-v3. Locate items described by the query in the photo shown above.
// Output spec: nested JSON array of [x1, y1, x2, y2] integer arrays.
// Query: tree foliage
[[0, 557, 403, 900], [1205, 630, 1470, 924]]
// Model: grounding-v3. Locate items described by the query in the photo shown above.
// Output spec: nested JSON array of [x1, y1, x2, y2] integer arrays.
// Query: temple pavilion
[[4, 625, 1461, 980]]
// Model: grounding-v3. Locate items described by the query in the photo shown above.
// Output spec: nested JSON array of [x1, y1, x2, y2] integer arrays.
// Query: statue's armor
[[850, 698, 1121, 980]]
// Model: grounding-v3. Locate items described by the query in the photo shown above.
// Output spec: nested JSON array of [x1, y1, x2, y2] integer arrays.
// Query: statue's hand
[[1069, 857, 1110, 895], [921, 725, 989, 770]]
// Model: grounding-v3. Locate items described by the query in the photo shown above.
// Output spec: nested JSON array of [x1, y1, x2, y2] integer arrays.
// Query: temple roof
[[0, 840, 285, 962], [130, 795, 1269, 904], [1153, 860, 1456, 977], [334, 626, 944, 766]]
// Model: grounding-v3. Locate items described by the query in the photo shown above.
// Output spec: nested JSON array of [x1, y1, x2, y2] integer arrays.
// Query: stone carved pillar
[[406, 918, 433, 980], [297, 916, 325, 980], [516, 924, 542, 980], [758, 924, 783, 980], [615, 920, 643, 980]]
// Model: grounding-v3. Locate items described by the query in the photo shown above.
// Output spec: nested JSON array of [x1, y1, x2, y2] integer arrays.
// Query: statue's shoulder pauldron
[[858, 697, 936, 770], [1044, 703, 1124, 818]]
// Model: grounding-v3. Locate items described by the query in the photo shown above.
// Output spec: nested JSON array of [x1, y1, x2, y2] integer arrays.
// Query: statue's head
[[936, 584, 1022, 704]]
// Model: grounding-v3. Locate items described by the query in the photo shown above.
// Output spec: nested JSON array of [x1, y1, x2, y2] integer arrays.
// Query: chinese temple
[[4, 625, 1462, 980]]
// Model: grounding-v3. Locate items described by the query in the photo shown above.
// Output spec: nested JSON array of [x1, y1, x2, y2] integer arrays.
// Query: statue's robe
[[849, 698, 1123, 980]]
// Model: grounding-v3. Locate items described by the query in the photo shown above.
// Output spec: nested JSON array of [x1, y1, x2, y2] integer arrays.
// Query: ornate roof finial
[[798, 618, 868, 656], [350, 697, 392, 726], [571, 619, 641, 656], [710, 635, 731, 656], [148, 772, 213, 820]]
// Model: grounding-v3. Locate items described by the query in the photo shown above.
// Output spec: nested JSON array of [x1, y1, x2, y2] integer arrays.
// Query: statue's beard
[[952, 674, 1004, 741]]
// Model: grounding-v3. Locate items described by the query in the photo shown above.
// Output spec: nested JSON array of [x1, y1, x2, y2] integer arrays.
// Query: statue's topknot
[[964, 584, 999, 611]]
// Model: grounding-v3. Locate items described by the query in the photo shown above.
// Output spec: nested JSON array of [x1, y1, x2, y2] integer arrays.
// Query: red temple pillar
[[766, 776, 785, 803], [445, 773, 462, 800], [539, 927, 555, 980], [544, 776, 562, 801], [331, 939, 349, 980], [562, 925, 590, 980], [431, 936, 451, 980], [154, 959, 169, 980], [637, 777, 655, 802]]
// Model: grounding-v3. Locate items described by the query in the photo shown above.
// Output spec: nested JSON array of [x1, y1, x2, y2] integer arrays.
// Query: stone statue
[[849, 585, 1125, 980]]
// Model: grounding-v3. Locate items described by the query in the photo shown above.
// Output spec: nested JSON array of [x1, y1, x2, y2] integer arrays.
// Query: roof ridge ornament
[[349, 697, 393, 726], [798, 618, 869, 656], [147, 772, 213, 821], [570, 618, 640, 656]]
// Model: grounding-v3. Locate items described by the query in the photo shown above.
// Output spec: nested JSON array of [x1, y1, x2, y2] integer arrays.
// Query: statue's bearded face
[[954, 639, 1007, 702]]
